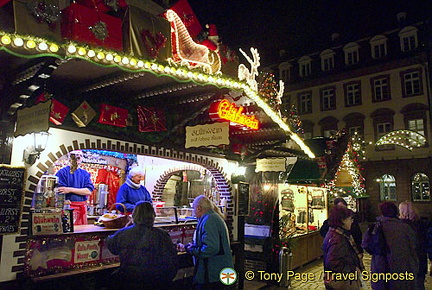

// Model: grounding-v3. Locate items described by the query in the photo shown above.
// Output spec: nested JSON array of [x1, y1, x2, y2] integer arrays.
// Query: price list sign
[[0, 165, 26, 234]]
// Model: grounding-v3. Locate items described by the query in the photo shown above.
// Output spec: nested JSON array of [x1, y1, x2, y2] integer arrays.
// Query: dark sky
[[187, 0, 432, 65]]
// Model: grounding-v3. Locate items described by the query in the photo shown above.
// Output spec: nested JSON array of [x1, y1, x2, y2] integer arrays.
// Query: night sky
[[187, 0, 432, 66]]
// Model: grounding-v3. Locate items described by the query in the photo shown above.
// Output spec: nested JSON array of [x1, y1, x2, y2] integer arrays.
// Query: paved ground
[[243, 253, 432, 289]]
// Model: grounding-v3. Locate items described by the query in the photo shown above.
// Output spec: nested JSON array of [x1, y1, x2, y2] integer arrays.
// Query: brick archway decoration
[[12, 136, 233, 278]]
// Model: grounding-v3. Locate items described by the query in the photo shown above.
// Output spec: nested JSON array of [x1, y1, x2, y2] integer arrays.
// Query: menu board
[[0, 165, 26, 234], [237, 182, 250, 216]]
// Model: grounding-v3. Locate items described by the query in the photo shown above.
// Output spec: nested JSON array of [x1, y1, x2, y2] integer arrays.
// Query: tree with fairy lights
[[257, 72, 282, 114], [326, 142, 366, 200]]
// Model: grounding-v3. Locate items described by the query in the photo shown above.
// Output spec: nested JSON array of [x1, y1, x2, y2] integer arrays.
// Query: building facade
[[272, 13, 432, 218]]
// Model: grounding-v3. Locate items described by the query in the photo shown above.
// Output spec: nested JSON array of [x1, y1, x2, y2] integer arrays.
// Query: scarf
[[125, 175, 141, 189], [332, 227, 365, 270]]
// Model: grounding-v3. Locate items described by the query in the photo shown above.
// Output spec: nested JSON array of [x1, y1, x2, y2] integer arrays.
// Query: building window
[[408, 119, 425, 136], [343, 42, 360, 66], [297, 91, 312, 114], [371, 75, 390, 102], [301, 120, 314, 140], [319, 116, 338, 138], [379, 174, 397, 201], [370, 35, 388, 59], [399, 26, 418, 52], [348, 126, 363, 137], [376, 122, 393, 150], [344, 81, 362, 106], [401, 69, 422, 97], [320, 87, 336, 111], [278, 62, 291, 83], [298, 56, 312, 77], [320, 49, 335, 71], [402, 103, 428, 145], [411, 173, 430, 202]]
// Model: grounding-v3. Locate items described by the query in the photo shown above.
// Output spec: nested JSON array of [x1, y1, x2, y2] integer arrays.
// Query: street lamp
[[23, 132, 50, 165]]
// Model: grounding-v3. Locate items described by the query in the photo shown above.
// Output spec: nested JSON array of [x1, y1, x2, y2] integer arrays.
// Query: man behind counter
[[56, 151, 94, 225], [116, 166, 152, 213]]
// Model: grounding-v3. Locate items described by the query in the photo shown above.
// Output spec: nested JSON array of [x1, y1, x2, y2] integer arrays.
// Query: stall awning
[[286, 158, 321, 184]]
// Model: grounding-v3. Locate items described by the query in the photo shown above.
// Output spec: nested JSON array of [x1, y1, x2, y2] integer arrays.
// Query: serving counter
[[23, 222, 197, 287]]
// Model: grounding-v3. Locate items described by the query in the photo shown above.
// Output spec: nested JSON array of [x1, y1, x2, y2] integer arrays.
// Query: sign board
[[256, 157, 297, 172], [75, 240, 100, 263], [237, 181, 250, 216], [31, 212, 63, 235], [0, 165, 26, 234], [185, 122, 229, 148], [15, 101, 50, 137], [209, 99, 259, 130]]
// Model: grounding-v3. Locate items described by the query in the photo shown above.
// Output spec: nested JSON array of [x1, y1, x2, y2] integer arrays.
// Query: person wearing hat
[[56, 151, 94, 225], [116, 166, 152, 214]]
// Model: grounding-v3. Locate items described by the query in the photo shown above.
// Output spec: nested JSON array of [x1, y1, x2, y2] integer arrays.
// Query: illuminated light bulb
[[87, 50, 96, 58], [137, 60, 144, 67], [67, 44, 77, 54], [13, 37, 24, 47], [26, 40, 36, 49], [106, 53, 113, 61], [144, 62, 150, 68], [97, 52, 105, 59], [158, 65, 165, 72], [129, 59, 137, 66], [151, 63, 158, 70], [121, 57, 129, 65], [1, 35, 11, 45], [49, 44, 59, 52], [38, 42, 48, 51], [114, 55, 121, 63], [164, 66, 170, 73], [77, 47, 86, 56]]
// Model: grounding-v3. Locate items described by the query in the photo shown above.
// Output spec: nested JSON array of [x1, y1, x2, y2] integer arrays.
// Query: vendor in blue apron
[[56, 151, 94, 225]]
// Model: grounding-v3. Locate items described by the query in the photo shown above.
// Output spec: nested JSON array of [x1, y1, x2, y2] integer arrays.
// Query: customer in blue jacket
[[187, 195, 234, 289], [116, 166, 152, 213]]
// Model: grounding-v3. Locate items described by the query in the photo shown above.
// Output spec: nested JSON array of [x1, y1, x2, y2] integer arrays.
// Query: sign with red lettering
[[31, 212, 62, 235], [209, 99, 259, 130], [74, 240, 100, 263]]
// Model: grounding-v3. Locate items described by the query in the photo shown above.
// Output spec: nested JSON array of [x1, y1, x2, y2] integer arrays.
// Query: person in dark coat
[[399, 201, 428, 290], [107, 201, 178, 289], [320, 198, 363, 256], [365, 201, 419, 290], [322, 206, 364, 289]]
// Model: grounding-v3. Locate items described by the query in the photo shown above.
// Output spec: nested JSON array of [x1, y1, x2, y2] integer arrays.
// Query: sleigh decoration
[[165, 9, 221, 74]]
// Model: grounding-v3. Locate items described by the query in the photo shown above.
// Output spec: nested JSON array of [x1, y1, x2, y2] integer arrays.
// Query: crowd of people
[[322, 199, 432, 290]]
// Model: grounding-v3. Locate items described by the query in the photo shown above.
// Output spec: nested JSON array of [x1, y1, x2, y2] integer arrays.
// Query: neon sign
[[209, 99, 259, 130]]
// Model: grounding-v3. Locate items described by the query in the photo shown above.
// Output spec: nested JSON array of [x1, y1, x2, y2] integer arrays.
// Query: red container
[[61, 3, 123, 51]]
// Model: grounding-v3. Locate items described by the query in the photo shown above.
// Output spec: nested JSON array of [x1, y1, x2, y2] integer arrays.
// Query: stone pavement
[[243, 253, 432, 289]]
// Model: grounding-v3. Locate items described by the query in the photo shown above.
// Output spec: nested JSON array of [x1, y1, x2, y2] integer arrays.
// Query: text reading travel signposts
[[0, 165, 26, 234]]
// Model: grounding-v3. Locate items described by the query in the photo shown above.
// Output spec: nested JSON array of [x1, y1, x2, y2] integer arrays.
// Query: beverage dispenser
[[34, 175, 59, 209]]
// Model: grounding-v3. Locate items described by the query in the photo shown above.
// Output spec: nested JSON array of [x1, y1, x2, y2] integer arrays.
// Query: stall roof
[[0, 3, 315, 161], [286, 158, 322, 184]]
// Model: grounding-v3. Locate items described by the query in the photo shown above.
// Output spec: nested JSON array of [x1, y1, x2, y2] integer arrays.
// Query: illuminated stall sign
[[209, 99, 259, 130]]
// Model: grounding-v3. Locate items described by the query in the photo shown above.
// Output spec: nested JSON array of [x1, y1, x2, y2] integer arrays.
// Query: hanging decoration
[[89, 21, 108, 41], [71, 101, 96, 128], [375, 129, 426, 151], [140, 29, 167, 59], [35, 92, 69, 125], [136, 105, 167, 132], [98, 103, 128, 127]]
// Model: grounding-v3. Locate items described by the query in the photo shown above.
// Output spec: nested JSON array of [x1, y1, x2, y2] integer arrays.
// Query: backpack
[[362, 221, 388, 255]]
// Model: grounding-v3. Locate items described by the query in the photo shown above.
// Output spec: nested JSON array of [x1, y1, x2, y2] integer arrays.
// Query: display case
[[154, 206, 197, 224], [278, 184, 327, 238]]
